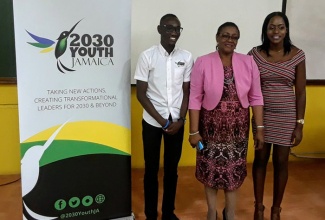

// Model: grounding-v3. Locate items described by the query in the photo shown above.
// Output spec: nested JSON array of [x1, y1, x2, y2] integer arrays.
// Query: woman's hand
[[254, 128, 264, 150], [291, 125, 303, 147], [188, 133, 202, 148], [251, 106, 264, 150]]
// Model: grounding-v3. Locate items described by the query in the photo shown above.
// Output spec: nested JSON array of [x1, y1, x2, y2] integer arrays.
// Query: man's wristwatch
[[296, 119, 304, 125], [178, 117, 186, 124]]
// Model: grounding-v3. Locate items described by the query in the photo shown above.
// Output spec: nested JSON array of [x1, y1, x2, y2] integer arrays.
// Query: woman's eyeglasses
[[220, 34, 239, 41], [162, 25, 183, 34]]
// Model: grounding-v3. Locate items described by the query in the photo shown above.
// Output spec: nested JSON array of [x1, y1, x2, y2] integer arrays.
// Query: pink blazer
[[189, 51, 263, 110]]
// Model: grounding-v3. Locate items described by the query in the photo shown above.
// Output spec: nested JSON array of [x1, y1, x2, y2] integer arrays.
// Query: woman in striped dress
[[248, 12, 306, 220]]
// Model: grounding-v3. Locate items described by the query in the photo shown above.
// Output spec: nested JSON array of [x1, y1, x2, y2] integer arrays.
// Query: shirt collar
[[158, 44, 178, 56]]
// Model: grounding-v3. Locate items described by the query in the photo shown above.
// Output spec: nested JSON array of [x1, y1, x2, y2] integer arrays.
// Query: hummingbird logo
[[26, 20, 82, 73], [21, 120, 69, 220]]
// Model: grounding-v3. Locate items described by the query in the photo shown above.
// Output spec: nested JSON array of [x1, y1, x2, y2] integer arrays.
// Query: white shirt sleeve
[[134, 51, 150, 82], [183, 53, 194, 82]]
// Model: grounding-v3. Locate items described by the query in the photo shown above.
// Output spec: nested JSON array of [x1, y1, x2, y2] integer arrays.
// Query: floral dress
[[196, 66, 249, 190]]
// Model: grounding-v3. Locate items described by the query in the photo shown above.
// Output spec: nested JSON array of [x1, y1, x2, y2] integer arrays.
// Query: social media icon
[[54, 199, 67, 210], [82, 196, 93, 207], [69, 197, 80, 208], [95, 194, 105, 204]]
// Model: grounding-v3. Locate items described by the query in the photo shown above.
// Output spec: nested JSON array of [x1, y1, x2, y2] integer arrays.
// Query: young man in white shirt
[[134, 14, 193, 220]]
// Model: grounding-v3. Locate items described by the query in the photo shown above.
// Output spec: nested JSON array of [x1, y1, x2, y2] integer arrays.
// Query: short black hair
[[216, 22, 240, 38], [260, 11, 293, 56], [160, 14, 178, 25]]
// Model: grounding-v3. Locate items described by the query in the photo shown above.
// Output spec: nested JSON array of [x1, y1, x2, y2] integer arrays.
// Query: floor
[[1, 160, 325, 220]]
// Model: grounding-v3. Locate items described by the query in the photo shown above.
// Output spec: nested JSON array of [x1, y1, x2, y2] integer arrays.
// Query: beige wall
[[0, 85, 324, 174]]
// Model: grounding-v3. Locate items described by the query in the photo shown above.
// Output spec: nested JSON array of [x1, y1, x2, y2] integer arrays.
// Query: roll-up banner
[[13, 0, 132, 219]]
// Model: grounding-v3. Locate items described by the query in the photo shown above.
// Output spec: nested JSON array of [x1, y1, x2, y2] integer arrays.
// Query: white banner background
[[14, 0, 131, 141], [13, 0, 132, 219]]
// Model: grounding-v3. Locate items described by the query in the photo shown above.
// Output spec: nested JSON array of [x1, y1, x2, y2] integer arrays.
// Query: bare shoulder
[[291, 46, 300, 53], [290, 45, 305, 55], [256, 46, 267, 55], [285, 46, 304, 60]]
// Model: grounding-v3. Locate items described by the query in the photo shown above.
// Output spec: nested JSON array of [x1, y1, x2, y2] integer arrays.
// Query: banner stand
[[13, 0, 132, 219]]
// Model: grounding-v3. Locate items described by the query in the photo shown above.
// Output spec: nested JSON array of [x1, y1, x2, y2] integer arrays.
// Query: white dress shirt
[[134, 44, 193, 127]]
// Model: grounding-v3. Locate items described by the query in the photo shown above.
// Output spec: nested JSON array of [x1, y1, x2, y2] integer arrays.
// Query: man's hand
[[164, 120, 183, 135]]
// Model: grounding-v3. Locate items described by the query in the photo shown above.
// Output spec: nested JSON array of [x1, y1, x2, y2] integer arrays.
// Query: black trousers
[[142, 119, 184, 220]]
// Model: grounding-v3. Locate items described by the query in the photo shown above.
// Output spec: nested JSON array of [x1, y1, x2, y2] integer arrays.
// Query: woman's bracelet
[[256, 125, 265, 129], [162, 120, 170, 129], [189, 131, 200, 136]]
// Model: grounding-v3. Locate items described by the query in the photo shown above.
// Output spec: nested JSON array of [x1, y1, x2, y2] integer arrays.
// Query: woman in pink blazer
[[188, 22, 264, 220]]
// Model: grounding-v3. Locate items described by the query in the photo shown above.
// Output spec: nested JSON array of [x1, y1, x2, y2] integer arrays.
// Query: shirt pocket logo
[[175, 61, 185, 67]]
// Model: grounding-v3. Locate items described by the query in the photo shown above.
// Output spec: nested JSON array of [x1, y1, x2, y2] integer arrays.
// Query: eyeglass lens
[[221, 34, 239, 41], [163, 25, 183, 33]]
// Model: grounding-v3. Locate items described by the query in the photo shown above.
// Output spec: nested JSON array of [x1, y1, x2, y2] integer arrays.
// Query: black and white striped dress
[[249, 47, 305, 146]]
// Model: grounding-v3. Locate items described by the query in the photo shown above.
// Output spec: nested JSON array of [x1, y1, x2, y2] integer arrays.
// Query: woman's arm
[[252, 105, 264, 150], [292, 59, 306, 146], [188, 57, 204, 148], [188, 109, 202, 148], [249, 56, 264, 150]]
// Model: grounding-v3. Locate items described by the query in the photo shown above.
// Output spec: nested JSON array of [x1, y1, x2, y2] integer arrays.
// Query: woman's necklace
[[224, 69, 234, 84], [223, 65, 234, 85], [271, 48, 283, 53], [224, 75, 234, 84]]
